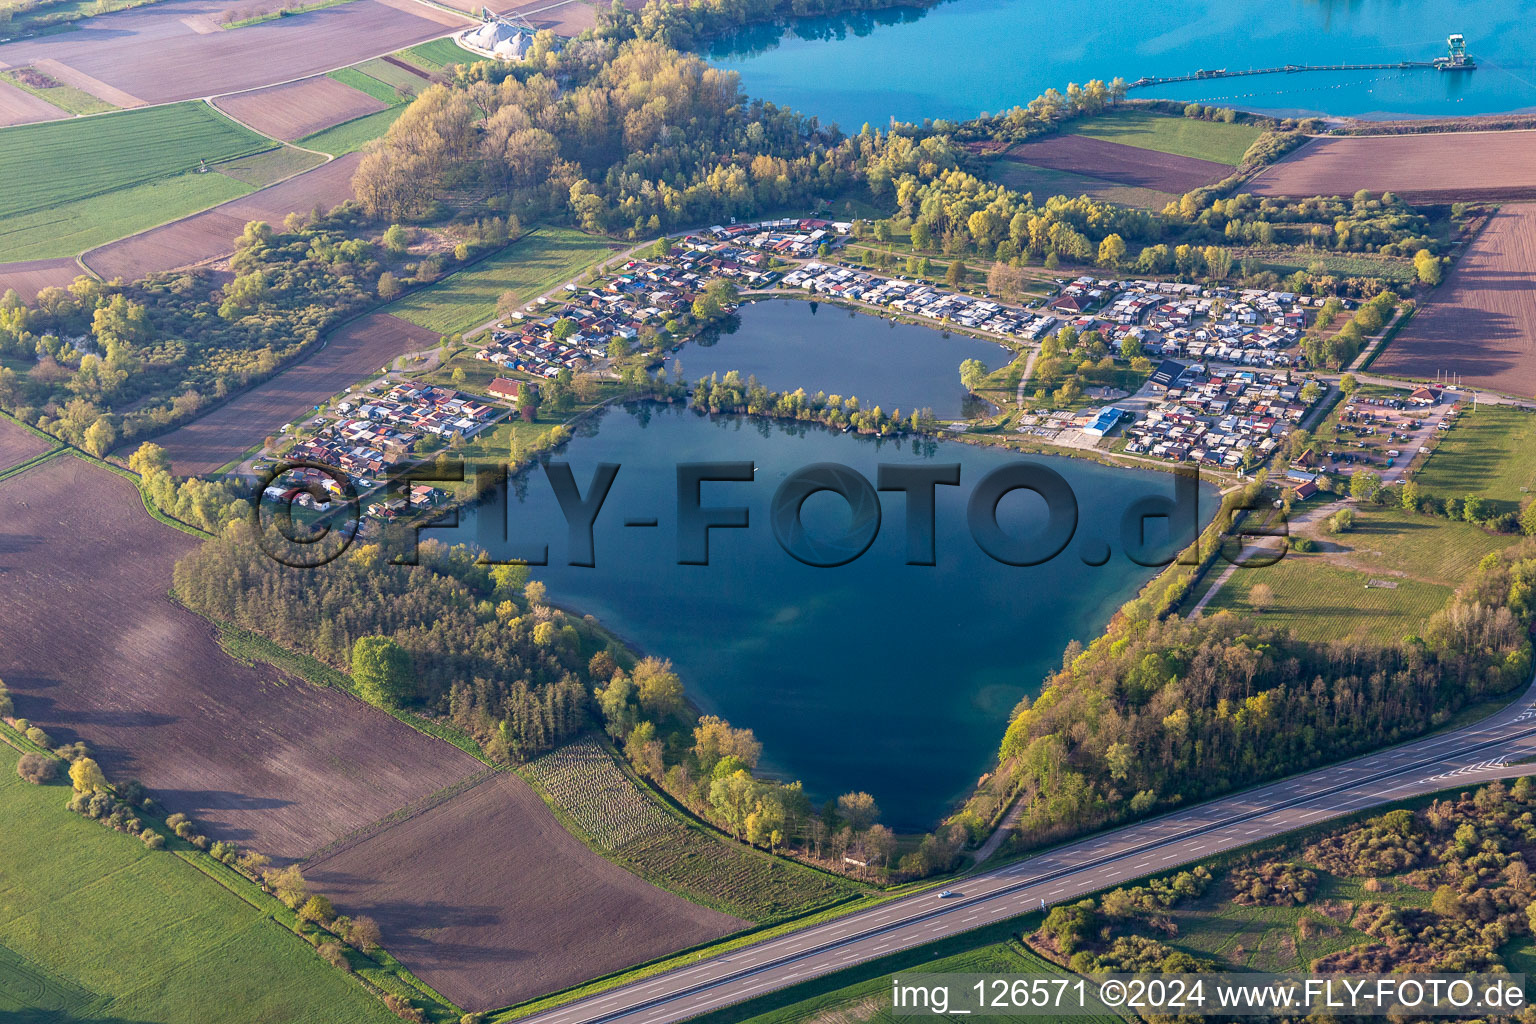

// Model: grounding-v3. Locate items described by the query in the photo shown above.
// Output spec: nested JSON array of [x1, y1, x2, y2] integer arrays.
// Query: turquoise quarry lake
[[682, 299, 1010, 419], [439, 404, 1213, 828], [707, 0, 1536, 130]]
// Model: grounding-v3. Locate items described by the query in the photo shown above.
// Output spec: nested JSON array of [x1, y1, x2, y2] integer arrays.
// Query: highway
[[524, 677, 1536, 1024]]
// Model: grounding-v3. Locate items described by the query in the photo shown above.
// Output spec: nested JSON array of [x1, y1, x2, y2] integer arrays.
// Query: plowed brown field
[[151, 311, 438, 475], [0, 455, 482, 860], [1247, 131, 1536, 202], [0, 257, 83, 303], [214, 76, 386, 141], [1373, 204, 1536, 395], [0, 0, 468, 107], [0, 418, 52, 472], [306, 772, 746, 1011], [1001, 134, 1230, 194], [83, 152, 361, 281], [0, 78, 65, 127]]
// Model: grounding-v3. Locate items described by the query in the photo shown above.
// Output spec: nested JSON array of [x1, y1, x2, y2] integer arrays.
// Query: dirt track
[[306, 772, 746, 1011], [0, 0, 468, 107], [1002, 134, 1230, 194], [0, 418, 51, 472], [84, 152, 362, 281], [150, 311, 438, 475], [1372, 204, 1536, 395], [1247, 131, 1536, 202], [214, 76, 385, 140], [0, 455, 482, 860], [0, 257, 83, 303]]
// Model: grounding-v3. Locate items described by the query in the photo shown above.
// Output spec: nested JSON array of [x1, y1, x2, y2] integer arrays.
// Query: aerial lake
[[707, 0, 1536, 129], [437, 404, 1215, 829], [681, 298, 1011, 419]]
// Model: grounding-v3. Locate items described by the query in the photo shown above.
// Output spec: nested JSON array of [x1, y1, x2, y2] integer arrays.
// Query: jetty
[[1126, 61, 1435, 91], [1127, 34, 1474, 91]]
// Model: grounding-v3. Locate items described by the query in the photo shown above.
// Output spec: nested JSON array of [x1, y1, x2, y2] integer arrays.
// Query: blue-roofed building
[[1082, 406, 1131, 437]]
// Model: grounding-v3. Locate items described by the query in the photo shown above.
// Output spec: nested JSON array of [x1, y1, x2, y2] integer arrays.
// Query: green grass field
[[403, 37, 481, 69], [0, 748, 395, 1024], [0, 102, 270, 221], [1322, 505, 1511, 584], [329, 66, 409, 105], [354, 57, 431, 95], [1414, 405, 1536, 516], [384, 227, 618, 336], [213, 145, 327, 187], [1069, 108, 1261, 166], [1207, 553, 1451, 644], [299, 105, 407, 156], [0, 169, 253, 261]]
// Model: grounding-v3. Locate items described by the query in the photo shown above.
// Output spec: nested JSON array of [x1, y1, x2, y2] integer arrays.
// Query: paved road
[[524, 677, 1536, 1024]]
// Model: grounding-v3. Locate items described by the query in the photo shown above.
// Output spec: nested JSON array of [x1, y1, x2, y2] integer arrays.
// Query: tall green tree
[[351, 636, 414, 708]]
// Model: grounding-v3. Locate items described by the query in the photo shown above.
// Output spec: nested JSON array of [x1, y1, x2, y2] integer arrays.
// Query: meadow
[[383, 226, 619, 336], [0, 746, 395, 1024], [1415, 405, 1536, 515], [1204, 553, 1451, 645], [1200, 498, 1512, 646], [1067, 108, 1261, 166]]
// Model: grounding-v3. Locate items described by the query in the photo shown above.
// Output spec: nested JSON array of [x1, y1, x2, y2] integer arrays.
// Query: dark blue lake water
[[437, 404, 1213, 828], [708, 0, 1536, 129], [681, 299, 1010, 420]]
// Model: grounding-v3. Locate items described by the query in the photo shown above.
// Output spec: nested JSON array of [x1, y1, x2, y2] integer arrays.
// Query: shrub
[[16, 753, 56, 784], [298, 895, 335, 925], [318, 941, 351, 971], [25, 726, 51, 748], [142, 830, 165, 850], [383, 995, 427, 1023], [346, 914, 383, 952]]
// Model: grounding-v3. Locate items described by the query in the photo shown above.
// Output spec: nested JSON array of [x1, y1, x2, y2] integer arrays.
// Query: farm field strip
[[382, 227, 621, 336], [1067, 108, 1261, 165], [213, 74, 387, 141], [0, 454, 483, 861], [0, 0, 470, 108], [82, 150, 362, 281], [1000, 133, 1230, 194], [1371, 204, 1536, 395], [0, 257, 84, 303], [1246, 130, 1536, 201], [0, 168, 256, 263], [988, 159, 1178, 210], [0, 76, 68, 126], [0, 416, 55, 473], [299, 104, 406, 155], [0, 747, 398, 1024], [0, 101, 271, 221], [522, 736, 864, 925], [305, 772, 747, 1013]]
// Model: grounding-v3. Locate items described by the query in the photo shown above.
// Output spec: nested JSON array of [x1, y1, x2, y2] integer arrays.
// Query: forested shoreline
[[966, 541, 1536, 852]]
